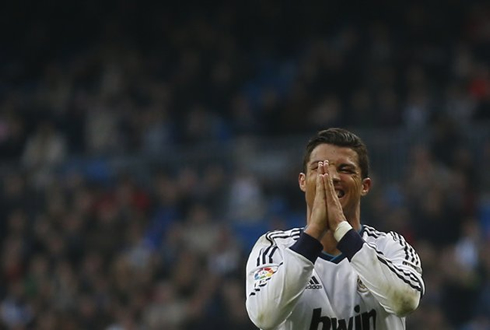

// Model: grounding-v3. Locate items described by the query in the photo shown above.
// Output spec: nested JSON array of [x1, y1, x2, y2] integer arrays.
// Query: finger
[[323, 160, 334, 195], [324, 160, 340, 204], [323, 162, 347, 230], [315, 161, 326, 205], [319, 160, 325, 175]]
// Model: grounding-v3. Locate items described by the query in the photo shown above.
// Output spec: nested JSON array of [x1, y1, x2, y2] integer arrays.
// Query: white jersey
[[245, 226, 424, 330]]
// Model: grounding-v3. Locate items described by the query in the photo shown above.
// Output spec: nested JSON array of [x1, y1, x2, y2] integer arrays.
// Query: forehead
[[308, 144, 359, 165]]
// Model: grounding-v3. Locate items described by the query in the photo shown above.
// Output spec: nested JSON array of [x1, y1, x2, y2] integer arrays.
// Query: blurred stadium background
[[1, 0, 490, 329]]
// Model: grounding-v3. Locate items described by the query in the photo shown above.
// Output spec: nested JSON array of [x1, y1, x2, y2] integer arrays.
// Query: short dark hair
[[302, 128, 370, 179]]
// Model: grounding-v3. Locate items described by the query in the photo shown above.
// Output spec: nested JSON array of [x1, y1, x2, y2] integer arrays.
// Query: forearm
[[338, 230, 424, 316], [246, 233, 322, 329]]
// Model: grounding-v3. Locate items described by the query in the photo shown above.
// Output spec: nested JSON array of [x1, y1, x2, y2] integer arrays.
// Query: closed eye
[[339, 166, 356, 174], [310, 166, 318, 172]]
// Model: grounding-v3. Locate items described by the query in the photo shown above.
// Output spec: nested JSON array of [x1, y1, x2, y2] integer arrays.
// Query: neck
[[320, 231, 341, 255]]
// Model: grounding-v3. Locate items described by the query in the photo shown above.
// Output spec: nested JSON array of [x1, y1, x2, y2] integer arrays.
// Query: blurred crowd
[[1, 0, 490, 329]]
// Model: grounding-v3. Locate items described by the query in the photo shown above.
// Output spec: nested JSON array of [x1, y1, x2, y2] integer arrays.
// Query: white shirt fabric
[[245, 225, 424, 330]]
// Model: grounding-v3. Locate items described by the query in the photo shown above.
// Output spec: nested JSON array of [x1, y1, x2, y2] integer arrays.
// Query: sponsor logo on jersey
[[309, 306, 377, 330], [306, 276, 323, 289]]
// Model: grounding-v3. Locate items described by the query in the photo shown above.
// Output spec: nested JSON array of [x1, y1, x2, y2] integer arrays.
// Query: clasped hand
[[306, 160, 347, 241]]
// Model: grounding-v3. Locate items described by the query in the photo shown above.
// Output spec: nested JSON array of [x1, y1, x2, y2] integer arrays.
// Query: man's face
[[298, 143, 371, 219]]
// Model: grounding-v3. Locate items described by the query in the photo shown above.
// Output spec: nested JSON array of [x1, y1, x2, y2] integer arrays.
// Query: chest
[[294, 259, 379, 323]]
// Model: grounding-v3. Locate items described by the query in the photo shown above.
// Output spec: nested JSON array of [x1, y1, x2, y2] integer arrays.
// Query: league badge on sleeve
[[254, 267, 276, 287]]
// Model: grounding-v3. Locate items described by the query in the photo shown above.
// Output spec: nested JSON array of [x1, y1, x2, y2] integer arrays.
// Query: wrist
[[333, 221, 353, 242], [304, 224, 327, 241]]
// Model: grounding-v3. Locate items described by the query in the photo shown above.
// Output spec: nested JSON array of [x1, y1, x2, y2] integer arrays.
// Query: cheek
[[305, 176, 317, 203], [354, 180, 363, 192], [351, 175, 363, 190]]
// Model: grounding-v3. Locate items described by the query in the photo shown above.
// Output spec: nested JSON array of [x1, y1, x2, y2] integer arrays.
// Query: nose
[[329, 165, 340, 182]]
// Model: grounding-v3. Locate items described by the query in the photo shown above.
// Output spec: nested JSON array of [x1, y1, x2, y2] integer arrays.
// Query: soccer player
[[245, 128, 424, 330]]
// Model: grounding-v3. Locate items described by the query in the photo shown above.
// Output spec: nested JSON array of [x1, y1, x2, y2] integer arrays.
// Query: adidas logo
[[306, 276, 323, 289]]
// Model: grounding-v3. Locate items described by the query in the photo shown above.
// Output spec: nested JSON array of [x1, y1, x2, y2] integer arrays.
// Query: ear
[[298, 172, 307, 192], [360, 177, 372, 196]]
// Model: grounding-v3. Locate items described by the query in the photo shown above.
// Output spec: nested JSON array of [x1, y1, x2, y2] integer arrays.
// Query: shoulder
[[362, 224, 388, 239], [363, 225, 414, 246], [362, 225, 406, 243], [361, 224, 414, 252], [254, 227, 303, 249], [362, 225, 422, 270], [247, 227, 303, 268]]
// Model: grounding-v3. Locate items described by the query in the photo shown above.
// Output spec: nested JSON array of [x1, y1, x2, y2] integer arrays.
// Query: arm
[[245, 231, 323, 329], [337, 228, 425, 316], [320, 159, 424, 316], [246, 167, 328, 329]]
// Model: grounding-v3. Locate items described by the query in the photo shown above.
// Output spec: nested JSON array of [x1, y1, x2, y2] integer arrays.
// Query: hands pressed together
[[305, 160, 348, 241]]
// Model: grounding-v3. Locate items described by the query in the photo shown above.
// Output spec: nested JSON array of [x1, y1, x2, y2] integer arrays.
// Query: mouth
[[335, 189, 345, 199]]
